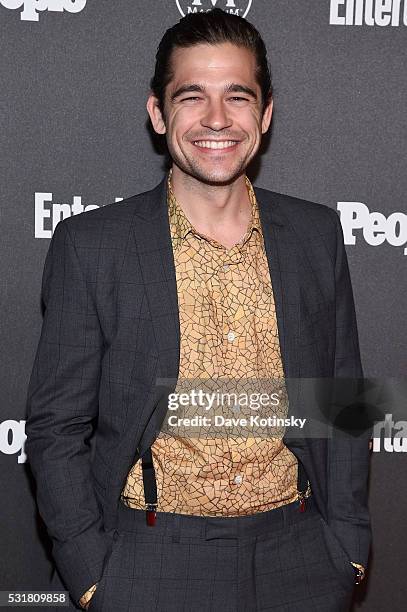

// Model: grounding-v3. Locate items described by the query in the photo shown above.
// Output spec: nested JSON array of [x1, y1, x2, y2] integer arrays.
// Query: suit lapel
[[132, 173, 180, 385], [255, 187, 301, 381]]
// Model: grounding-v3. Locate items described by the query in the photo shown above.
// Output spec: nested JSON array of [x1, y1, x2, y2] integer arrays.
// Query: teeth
[[193, 140, 238, 149]]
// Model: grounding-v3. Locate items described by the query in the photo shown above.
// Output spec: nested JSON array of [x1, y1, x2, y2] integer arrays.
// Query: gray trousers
[[51, 496, 355, 611]]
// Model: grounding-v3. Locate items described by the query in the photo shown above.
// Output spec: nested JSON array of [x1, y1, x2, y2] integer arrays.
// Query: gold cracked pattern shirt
[[120, 170, 300, 516]]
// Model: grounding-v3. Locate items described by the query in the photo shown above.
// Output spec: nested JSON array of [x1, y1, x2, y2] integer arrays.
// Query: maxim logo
[[0, 0, 87, 22], [176, 0, 252, 18], [330, 0, 407, 26]]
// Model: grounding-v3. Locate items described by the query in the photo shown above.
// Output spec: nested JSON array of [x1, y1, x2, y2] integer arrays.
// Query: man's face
[[147, 42, 273, 184]]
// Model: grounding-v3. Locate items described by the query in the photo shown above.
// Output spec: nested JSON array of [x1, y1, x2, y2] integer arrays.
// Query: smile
[[193, 140, 239, 150]]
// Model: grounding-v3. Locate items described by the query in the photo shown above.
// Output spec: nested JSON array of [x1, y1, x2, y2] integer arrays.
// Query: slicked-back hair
[[150, 8, 273, 120]]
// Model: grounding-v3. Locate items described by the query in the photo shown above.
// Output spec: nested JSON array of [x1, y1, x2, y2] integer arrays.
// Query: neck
[[169, 165, 252, 235]]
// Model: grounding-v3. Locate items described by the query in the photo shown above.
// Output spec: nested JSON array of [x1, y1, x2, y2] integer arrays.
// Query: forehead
[[169, 42, 258, 88]]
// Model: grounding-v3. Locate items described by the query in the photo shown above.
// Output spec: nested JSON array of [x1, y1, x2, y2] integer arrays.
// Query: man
[[25, 8, 371, 612]]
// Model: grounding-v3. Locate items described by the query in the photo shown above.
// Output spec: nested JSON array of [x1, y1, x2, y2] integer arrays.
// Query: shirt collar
[[167, 168, 262, 247]]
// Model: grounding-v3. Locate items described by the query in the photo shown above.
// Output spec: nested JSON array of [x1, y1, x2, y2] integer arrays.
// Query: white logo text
[[337, 202, 407, 255], [176, 0, 252, 18], [330, 0, 407, 26], [35, 192, 123, 238], [0, 0, 87, 22], [372, 414, 407, 452], [0, 420, 26, 463]]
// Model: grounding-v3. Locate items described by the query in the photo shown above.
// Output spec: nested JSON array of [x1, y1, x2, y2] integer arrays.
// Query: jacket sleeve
[[25, 218, 113, 605], [326, 209, 372, 568]]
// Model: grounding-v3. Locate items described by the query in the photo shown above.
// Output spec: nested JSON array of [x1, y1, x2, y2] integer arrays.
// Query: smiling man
[[25, 8, 371, 612]]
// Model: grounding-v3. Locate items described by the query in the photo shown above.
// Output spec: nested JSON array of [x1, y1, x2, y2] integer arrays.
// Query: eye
[[229, 97, 249, 102], [181, 97, 202, 102]]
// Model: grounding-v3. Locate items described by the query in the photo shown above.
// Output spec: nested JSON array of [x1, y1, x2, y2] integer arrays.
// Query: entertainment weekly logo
[[337, 202, 407, 255], [330, 0, 407, 26], [176, 0, 252, 18], [372, 414, 407, 452], [34, 192, 123, 238], [0, 0, 87, 22]]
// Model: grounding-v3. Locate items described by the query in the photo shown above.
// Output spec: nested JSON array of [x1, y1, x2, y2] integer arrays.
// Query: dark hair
[[150, 8, 272, 119]]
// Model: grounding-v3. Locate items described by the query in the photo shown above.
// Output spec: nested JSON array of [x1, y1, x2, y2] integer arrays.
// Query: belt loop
[[172, 514, 181, 543]]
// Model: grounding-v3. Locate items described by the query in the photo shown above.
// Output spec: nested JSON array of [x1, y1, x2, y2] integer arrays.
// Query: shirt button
[[227, 331, 236, 342], [234, 474, 243, 485]]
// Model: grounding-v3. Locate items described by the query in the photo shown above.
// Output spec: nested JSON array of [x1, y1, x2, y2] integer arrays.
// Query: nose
[[200, 98, 232, 131]]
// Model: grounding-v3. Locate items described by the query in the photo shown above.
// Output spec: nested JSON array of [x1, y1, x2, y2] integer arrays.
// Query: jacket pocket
[[88, 529, 120, 610], [318, 516, 356, 592]]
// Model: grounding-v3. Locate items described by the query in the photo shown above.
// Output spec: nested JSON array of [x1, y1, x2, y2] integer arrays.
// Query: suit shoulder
[[54, 182, 160, 239], [255, 186, 339, 231]]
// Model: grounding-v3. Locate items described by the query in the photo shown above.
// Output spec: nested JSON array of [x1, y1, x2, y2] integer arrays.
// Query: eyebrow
[[170, 82, 258, 102]]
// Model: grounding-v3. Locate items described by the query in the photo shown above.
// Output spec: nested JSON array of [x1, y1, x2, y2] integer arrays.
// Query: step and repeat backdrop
[[1, 1, 406, 610]]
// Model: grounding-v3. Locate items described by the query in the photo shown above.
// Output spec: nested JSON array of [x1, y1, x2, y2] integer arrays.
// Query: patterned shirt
[[120, 170, 300, 516]]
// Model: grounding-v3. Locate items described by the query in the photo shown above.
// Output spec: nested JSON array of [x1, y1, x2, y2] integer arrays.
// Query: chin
[[188, 163, 246, 184]]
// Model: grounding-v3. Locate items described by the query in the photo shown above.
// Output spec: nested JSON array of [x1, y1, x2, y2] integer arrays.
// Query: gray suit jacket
[[25, 172, 371, 604]]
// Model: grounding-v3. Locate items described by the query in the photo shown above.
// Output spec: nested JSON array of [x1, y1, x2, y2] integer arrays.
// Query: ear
[[146, 94, 166, 134], [261, 96, 273, 134]]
